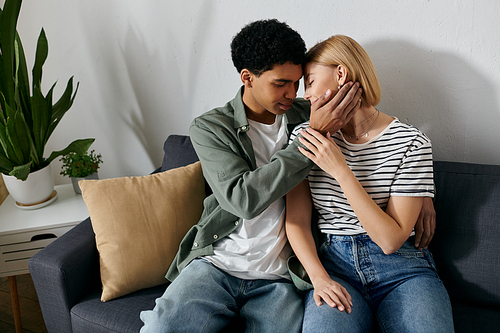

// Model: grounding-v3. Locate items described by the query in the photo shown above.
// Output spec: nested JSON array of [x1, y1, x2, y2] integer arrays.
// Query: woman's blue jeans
[[302, 234, 454, 333], [140, 258, 303, 333]]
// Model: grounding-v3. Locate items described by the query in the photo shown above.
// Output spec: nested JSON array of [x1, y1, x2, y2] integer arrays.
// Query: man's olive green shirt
[[166, 87, 313, 282]]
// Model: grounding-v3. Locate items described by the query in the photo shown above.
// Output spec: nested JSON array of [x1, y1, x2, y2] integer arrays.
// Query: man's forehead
[[267, 63, 303, 81]]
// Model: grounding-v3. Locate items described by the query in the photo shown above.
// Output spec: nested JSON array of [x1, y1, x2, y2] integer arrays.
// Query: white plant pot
[[2, 164, 55, 207]]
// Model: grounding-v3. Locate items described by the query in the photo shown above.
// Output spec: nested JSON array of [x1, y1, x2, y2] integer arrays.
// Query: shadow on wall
[[365, 39, 500, 165], [118, 25, 168, 170], [118, 1, 216, 170], [73, 2, 218, 174]]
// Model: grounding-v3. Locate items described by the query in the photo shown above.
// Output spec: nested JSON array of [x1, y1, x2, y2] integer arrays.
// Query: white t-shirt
[[205, 114, 292, 280]]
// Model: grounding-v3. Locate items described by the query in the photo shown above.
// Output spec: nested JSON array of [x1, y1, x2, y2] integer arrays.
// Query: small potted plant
[[60, 150, 103, 194]]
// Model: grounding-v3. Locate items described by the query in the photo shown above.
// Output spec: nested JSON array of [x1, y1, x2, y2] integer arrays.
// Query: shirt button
[[213, 235, 218, 239], [193, 242, 198, 247], [241, 126, 247, 131], [235, 221, 239, 226]]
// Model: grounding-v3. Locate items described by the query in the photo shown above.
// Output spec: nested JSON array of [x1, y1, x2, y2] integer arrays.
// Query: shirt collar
[[232, 86, 249, 132], [231, 86, 306, 132]]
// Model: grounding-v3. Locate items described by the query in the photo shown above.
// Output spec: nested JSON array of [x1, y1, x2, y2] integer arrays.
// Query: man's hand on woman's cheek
[[309, 82, 362, 135]]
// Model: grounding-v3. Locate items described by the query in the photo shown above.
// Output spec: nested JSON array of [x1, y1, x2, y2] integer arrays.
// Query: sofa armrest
[[29, 217, 101, 333]]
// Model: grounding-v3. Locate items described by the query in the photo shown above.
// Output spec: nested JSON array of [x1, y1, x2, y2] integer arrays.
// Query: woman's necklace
[[342, 109, 380, 140], [352, 109, 378, 129]]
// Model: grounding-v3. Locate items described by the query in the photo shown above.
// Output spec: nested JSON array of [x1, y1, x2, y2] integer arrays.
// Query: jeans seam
[[239, 306, 253, 333], [352, 237, 368, 287], [423, 251, 441, 281]]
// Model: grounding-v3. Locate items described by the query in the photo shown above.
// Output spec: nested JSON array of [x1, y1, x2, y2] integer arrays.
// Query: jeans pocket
[[393, 244, 439, 279]]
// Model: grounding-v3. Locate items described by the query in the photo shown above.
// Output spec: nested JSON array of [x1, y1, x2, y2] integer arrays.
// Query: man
[[140, 19, 431, 332]]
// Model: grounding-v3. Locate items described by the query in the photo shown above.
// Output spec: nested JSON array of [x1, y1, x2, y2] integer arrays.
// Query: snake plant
[[0, 0, 94, 181]]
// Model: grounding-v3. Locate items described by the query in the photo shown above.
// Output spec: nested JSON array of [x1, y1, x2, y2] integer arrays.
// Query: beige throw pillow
[[79, 162, 205, 302]]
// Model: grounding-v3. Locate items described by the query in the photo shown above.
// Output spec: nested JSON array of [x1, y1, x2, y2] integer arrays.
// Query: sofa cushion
[[161, 135, 199, 171], [79, 161, 205, 301], [432, 161, 500, 308], [71, 284, 167, 333], [71, 284, 245, 333]]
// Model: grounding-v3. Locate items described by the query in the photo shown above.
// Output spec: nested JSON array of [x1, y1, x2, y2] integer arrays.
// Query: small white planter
[[71, 172, 99, 194], [2, 164, 55, 207]]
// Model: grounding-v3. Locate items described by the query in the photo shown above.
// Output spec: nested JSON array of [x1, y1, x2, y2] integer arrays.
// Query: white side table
[[0, 184, 89, 333]]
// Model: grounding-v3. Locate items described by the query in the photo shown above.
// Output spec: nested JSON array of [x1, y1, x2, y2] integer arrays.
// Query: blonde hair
[[306, 35, 381, 108]]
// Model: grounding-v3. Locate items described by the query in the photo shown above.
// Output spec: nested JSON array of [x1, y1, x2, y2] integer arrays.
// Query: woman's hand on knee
[[312, 276, 352, 313]]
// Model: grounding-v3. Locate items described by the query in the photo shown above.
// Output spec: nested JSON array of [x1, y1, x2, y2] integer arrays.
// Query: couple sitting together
[[141, 19, 454, 332]]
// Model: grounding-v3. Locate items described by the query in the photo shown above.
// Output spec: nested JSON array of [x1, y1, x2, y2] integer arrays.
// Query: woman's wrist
[[330, 164, 353, 183], [309, 269, 332, 286]]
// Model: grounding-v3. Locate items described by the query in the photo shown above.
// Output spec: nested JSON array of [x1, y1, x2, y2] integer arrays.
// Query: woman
[[286, 35, 454, 332]]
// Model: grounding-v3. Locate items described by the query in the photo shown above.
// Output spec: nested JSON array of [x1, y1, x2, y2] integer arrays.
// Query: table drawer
[[0, 225, 75, 276], [0, 225, 75, 246]]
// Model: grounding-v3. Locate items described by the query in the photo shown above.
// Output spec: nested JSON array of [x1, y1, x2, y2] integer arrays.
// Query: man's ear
[[241, 69, 253, 88], [336, 65, 348, 87]]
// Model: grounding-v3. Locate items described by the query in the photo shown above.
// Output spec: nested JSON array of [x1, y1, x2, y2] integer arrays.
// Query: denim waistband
[[322, 233, 370, 244], [322, 233, 415, 246]]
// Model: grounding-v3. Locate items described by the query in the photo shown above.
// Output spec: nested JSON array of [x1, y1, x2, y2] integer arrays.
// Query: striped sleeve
[[390, 128, 434, 198]]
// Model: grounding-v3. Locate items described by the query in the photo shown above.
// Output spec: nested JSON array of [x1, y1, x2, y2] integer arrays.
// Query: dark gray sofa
[[29, 134, 500, 332]]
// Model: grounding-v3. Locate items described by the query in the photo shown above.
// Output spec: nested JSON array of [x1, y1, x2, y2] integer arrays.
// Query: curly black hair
[[231, 19, 306, 76]]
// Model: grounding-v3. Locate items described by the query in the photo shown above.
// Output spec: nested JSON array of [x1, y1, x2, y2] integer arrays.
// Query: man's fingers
[[345, 89, 362, 122], [311, 89, 333, 111], [331, 82, 354, 104], [320, 82, 355, 116], [327, 82, 360, 114], [414, 216, 424, 248], [420, 216, 435, 249]]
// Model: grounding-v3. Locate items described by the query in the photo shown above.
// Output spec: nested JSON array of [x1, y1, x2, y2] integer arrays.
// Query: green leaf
[[0, 55, 9, 107], [0, 121, 17, 174], [49, 77, 78, 139], [0, 91, 7, 120], [9, 161, 32, 181], [31, 85, 52, 160], [0, 0, 22, 106], [32, 28, 48, 93], [0, 119, 12, 156], [0, 149, 16, 175], [5, 103, 31, 164], [45, 138, 95, 165], [14, 33, 32, 126]]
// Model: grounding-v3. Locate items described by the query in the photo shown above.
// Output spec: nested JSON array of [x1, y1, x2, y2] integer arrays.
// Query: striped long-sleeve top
[[289, 118, 434, 236]]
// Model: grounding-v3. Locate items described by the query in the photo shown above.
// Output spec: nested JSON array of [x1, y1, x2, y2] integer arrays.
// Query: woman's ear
[[336, 65, 348, 87], [241, 69, 253, 88]]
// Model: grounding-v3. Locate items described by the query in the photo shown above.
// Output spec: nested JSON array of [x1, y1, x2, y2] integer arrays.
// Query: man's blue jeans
[[140, 259, 303, 332], [302, 234, 454, 333]]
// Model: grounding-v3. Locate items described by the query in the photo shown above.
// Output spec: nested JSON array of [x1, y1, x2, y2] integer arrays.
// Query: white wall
[[5, 0, 500, 184]]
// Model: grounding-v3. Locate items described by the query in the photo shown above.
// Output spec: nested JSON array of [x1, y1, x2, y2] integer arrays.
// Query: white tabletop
[[0, 184, 89, 236]]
